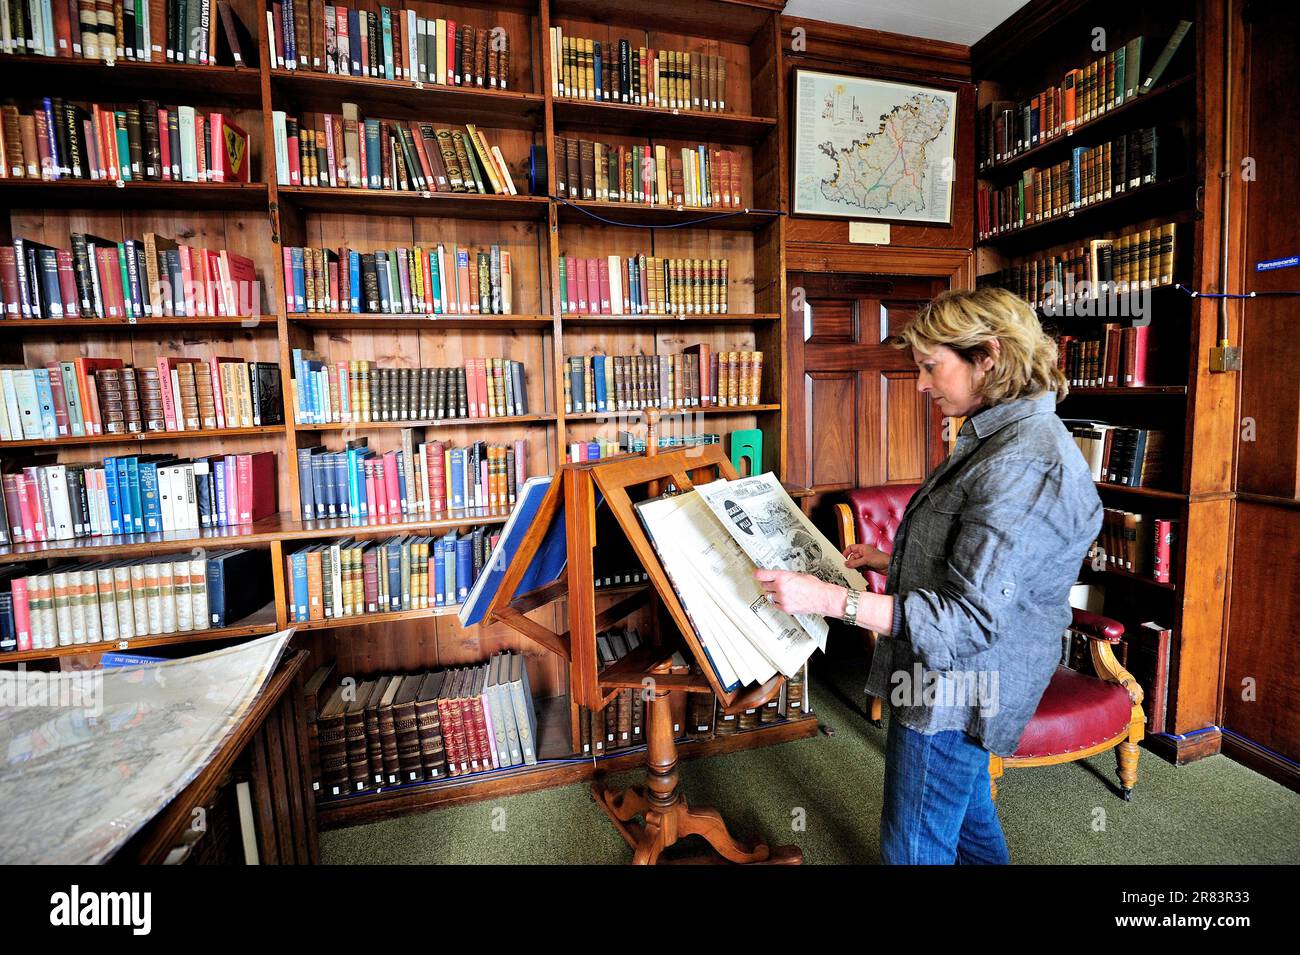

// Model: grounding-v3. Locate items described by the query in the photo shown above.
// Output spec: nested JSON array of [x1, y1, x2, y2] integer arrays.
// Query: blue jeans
[[880, 714, 1010, 864]]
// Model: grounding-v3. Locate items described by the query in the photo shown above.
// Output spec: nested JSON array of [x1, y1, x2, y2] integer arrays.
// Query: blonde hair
[[894, 287, 1068, 404]]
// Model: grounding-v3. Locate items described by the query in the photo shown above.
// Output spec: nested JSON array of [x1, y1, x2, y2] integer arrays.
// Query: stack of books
[[1089, 509, 1177, 582], [1066, 421, 1169, 488], [549, 28, 729, 112], [564, 349, 763, 412], [555, 137, 744, 208], [559, 255, 730, 315], [1057, 325, 1152, 388]]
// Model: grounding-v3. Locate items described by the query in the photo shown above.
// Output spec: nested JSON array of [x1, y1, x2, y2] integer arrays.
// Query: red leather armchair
[[835, 484, 1146, 800]]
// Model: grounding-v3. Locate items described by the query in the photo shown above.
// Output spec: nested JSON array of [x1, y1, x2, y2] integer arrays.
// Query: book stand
[[485, 429, 802, 865]]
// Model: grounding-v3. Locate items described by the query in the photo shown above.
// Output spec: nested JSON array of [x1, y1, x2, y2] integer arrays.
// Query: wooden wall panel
[[804, 372, 855, 488], [883, 370, 926, 484]]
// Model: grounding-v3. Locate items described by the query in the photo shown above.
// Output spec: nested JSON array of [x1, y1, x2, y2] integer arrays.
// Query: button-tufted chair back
[[842, 483, 919, 594]]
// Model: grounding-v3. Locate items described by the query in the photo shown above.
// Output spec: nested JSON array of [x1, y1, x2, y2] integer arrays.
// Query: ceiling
[[783, 0, 1032, 46]]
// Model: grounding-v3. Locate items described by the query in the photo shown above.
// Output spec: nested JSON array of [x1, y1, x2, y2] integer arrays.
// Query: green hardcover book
[[1114, 44, 1126, 107], [1141, 21, 1192, 93], [1124, 37, 1144, 99]]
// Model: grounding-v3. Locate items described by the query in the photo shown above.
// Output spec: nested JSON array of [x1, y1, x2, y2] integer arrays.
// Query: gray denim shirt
[[864, 392, 1103, 755]]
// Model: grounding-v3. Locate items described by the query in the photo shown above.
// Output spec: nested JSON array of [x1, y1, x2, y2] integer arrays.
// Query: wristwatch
[[841, 587, 860, 627]]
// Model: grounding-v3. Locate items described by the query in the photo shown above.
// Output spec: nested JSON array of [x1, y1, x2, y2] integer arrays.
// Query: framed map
[[792, 69, 957, 224]]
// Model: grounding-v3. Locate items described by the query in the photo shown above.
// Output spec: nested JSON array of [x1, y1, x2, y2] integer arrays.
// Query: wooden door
[[786, 272, 949, 494]]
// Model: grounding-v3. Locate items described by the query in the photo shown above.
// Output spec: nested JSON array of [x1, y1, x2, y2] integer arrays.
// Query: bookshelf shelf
[[276, 186, 548, 219], [561, 312, 779, 326], [551, 0, 778, 39], [978, 175, 1195, 250], [0, 424, 285, 450], [316, 710, 819, 825], [2, 601, 279, 664], [278, 509, 513, 542], [0, 316, 278, 335], [979, 75, 1195, 179], [563, 403, 780, 421], [1094, 482, 1188, 501], [295, 414, 552, 431], [552, 98, 777, 145], [270, 69, 545, 130], [0, 59, 264, 107], [0, 180, 271, 210], [0, 514, 287, 566], [556, 198, 780, 231], [286, 603, 465, 632], [1080, 561, 1177, 591], [289, 313, 552, 330], [1066, 386, 1188, 396]]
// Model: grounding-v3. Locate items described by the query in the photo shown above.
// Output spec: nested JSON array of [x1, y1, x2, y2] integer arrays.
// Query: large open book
[[634, 472, 866, 693]]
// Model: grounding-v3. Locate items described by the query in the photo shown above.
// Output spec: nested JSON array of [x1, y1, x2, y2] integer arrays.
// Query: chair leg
[[988, 754, 1004, 801], [1117, 731, 1141, 801], [864, 631, 883, 726]]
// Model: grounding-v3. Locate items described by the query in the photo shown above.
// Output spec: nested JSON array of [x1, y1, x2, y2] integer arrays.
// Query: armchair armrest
[[835, 502, 857, 551], [1069, 608, 1124, 644]]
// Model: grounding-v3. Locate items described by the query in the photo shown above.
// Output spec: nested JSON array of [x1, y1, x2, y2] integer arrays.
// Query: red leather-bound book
[[435, 687, 461, 778], [18, 470, 44, 542], [366, 458, 383, 518], [235, 450, 276, 523], [1152, 518, 1175, 583], [54, 249, 80, 317], [597, 258, 611, 314], [425, 440, 446, 511], [585, 258, 600, 317], [573, 257, 590, 313], [382, 450, 401, 516], [362, 545, 379, 611]]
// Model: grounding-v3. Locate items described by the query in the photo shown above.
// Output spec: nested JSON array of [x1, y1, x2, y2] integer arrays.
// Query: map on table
[[792, 69, 957, 224], [0, 630, 292, 864]]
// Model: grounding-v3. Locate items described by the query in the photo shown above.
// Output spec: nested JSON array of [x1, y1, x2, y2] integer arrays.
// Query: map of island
[[794, 71, 957, 224]]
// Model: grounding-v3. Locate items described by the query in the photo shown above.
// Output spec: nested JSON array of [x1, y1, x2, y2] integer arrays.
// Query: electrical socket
[[1209, 345, 1242, 372]]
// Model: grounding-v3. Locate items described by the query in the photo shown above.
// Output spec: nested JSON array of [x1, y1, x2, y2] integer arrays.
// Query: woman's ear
[[982, 338, 1001, 372]]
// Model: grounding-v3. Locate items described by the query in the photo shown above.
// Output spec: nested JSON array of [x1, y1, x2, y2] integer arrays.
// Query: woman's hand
[[754, 569, 846, 618], [843, 542, 890, 572]]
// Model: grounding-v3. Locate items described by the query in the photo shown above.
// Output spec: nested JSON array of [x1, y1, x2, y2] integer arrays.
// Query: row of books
[[976, 22, 1193, 169], [1058, 326, 1152, 389], [555, 137, 744, 209], [282, 243, 512, 316], [0, 0, 253, 65], [1, 450, 276, 544], [976, 128, 1176, 239], [272, 107, 515, 195], [0, 356, 281, 443], [268, 1, 509, 88], [3, 234, 259, 322], [564, 349, 764, 413], [1066, 421, 1168, 488], [290, 354, 528, 425], [284, 525, 494, 622], [548, 28, 729, 114], [558, 255, 730, 316], [565, 432, 720, 464], [1088, 510, 1176, 582], [0, 548, 268, 652], [978, 222, 1177, 307], [296, 435, 528, 522], [0, 100, 251, 183], [314, 653, 538, 797], [579, 652, 808, 753]]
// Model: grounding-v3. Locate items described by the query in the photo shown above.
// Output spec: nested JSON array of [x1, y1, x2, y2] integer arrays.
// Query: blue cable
[[550, 195, 785, 229]]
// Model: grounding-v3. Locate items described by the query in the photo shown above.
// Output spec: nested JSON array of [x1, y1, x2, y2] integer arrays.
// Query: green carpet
[[321, 655, 1300, 864]]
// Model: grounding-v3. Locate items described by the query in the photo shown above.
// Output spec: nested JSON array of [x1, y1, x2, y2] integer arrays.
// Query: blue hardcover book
[[331, 453, 348, 518], [206, 552, 226, 627], [139, 461, 163, 533], [593, 41, 602, 100], [386, 538, 403, 609], [395, 451, 408, 515], [33, 366, 56, 438], [433, 536, 446, 606], [114, 457, 132, 532], [291, 550, 309, 622], [347, 8, 362, 74], [345, 447, 361, 520], [381, 7, 394, 80], [1071, 147, 1084, 207], [365, 119, 382, 188], [588, 440, 600, 460], [459, 476, 553, 627], [126, 457, 144, 533], [442, 533, 457, 605], [455, 536, 473, 602], [356, 450, 372, 519], [213, 459, 227, 527], [102, 456, 122, 535], [100, 652, 167, 667], [348, 251, 362, 311], [290, 247, 306, 312], [282, 0, 297, 66], [593, 355, 606, 412], [449, 449, 465, 508]]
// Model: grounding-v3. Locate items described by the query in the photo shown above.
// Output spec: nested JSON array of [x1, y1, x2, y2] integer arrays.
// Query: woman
[[756, 287, 1102, 865]]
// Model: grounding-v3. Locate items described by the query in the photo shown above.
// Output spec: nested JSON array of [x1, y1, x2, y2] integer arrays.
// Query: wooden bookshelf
[[0, 0, 798, 825], [973, 0, 1233, 762]]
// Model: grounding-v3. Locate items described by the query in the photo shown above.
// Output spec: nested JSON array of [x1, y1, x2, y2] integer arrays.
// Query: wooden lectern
[[485, 432, 802, 865]]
